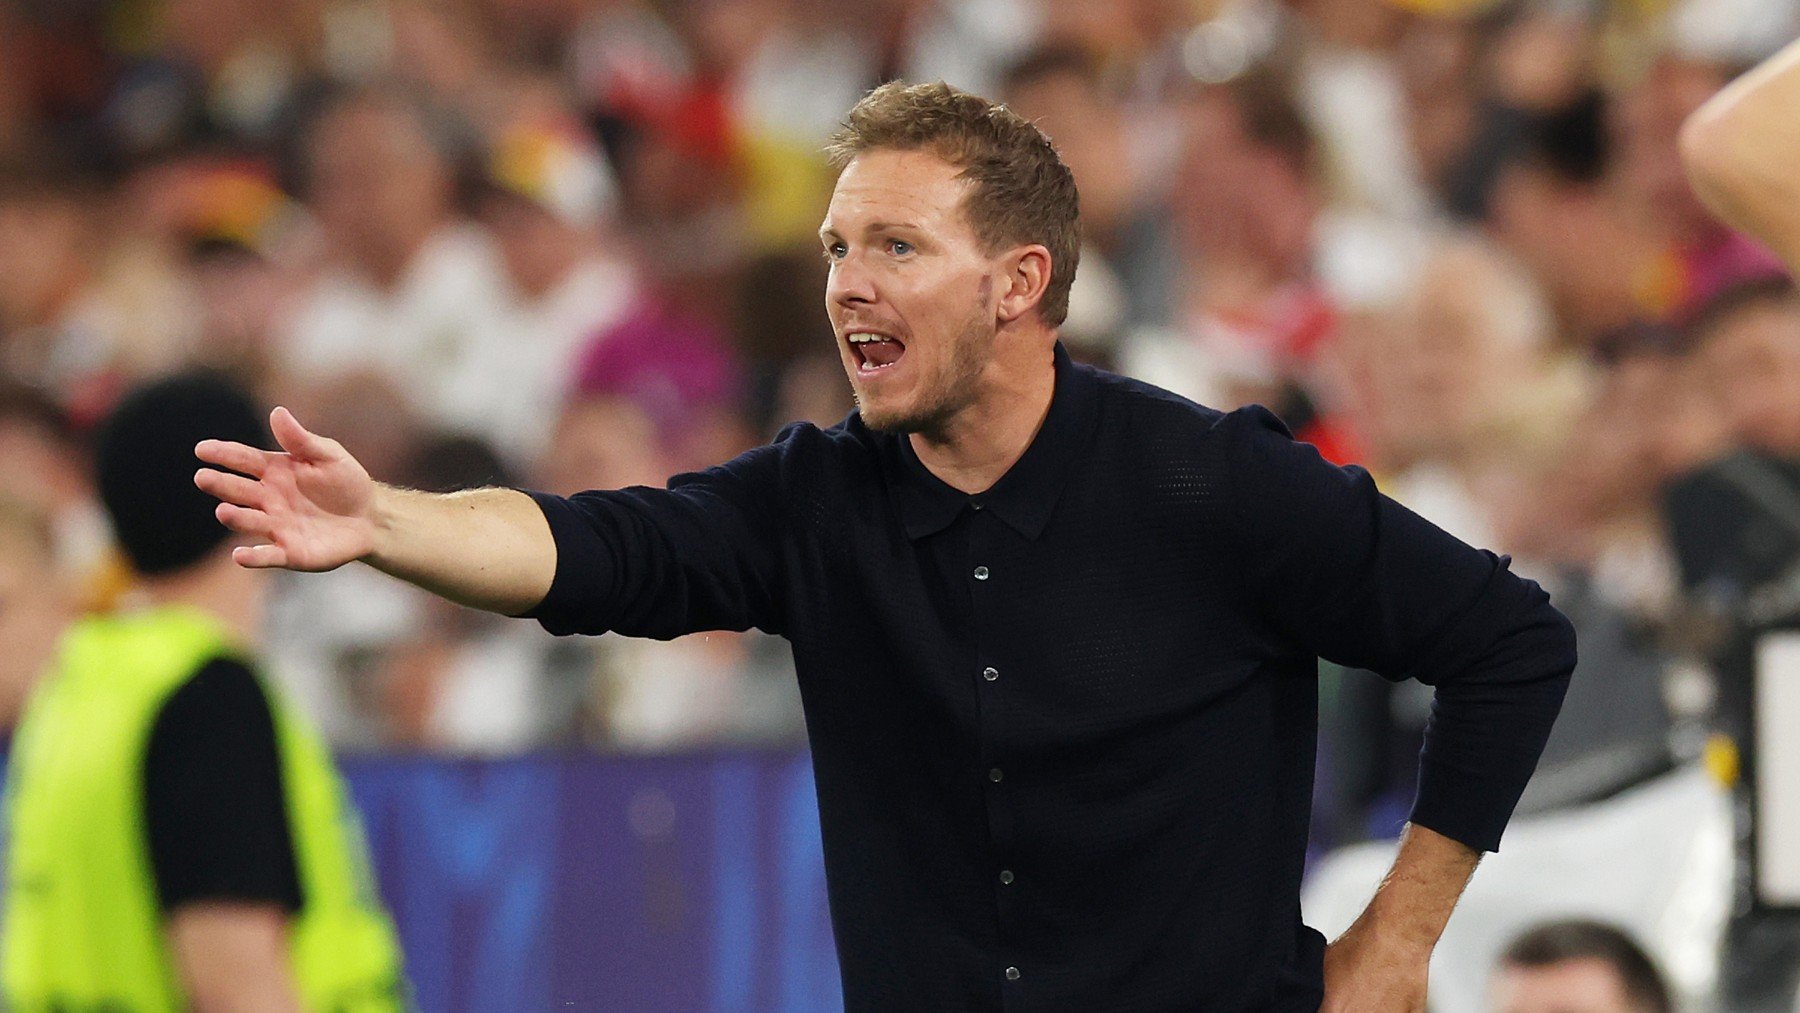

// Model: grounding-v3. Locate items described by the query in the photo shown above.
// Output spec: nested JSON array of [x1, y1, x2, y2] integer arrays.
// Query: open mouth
[[848, 332, 907, 375]]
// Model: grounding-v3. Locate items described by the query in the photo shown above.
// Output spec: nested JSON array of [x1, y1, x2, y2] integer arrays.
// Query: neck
[[139, 553, 264, 647], [909, 332, 1059, 494]]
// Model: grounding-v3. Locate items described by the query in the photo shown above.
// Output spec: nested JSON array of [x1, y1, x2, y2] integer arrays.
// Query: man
[[1664, 278, 1800, 611], [281, 88, 512, 444], [5, 373, 406, 1011], [472, 101, 637, 470], [1488, 920, 1673, 1013], [1682, 37, 1800, 274], [197, 82, 1575, 1009]]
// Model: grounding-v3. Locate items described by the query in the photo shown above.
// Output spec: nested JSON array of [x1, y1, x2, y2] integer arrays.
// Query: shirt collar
[[877, 342, 1099, 542]]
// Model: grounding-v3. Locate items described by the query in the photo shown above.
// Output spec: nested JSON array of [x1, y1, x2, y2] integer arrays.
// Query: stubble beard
[[856, 312, 992, 438]]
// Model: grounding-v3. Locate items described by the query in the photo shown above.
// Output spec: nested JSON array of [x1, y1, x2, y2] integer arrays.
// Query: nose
[[826, 250, 877, 311]]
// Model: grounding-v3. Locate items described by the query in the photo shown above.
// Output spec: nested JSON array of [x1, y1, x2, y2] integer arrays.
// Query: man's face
[[306, 101, 451, 265], [1703, 301, 1800, 457], [1489, 958, 1641, 1013], [820, 149, 1001, 434]]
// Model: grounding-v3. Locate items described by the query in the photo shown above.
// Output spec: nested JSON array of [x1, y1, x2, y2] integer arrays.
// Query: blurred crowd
[[0, 0, 1797, 828]]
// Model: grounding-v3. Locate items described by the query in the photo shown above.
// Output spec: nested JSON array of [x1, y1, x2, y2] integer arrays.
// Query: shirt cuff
[[517, 490, 614, 636]]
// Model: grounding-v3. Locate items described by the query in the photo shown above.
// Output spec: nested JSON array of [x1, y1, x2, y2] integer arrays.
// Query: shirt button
[[1005, 966, 1021, 981], [988, 768, 1003, 782], [973, 565, 990, 580], [982, 667, 998, 682], [999, 869, 1015, 885], [970, 500, 985, 511]]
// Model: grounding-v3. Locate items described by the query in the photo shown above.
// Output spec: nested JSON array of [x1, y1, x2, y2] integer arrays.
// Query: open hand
[[194, 406, 379, 572]]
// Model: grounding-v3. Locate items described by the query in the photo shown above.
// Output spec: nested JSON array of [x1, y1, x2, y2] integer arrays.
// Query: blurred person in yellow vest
[[2, 371, 406, 1011]]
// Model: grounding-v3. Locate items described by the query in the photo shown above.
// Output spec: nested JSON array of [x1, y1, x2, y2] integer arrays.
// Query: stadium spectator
[[472, 97, 638, 469], [1664, 279, 1800, 620], [1488, 920, 1673, 1013], [279, 87, 512, 452]]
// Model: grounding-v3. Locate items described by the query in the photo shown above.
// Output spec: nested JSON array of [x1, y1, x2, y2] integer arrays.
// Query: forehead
[[822, 149, 973, 233], [1491, 959, 1634, 1012], [1707, 301, 1800, 353]]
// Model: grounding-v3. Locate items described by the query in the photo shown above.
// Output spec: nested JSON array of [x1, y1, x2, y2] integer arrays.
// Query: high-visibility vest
[[2, 604, 407, 1011]]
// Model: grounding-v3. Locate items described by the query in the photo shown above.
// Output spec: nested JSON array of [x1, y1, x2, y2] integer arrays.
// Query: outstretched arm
[[196, 406, 556, 616], [1681, 38, 1800, 273]]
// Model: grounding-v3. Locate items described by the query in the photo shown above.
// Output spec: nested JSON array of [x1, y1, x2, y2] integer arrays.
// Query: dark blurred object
[[1457, 86, 1609, 221], [1511, 571, 1675, 815], [93, 370, 268, 576], [732, 248, 839, 432], [1666, 452, 1800, 623], [399, 431, 516, 494]]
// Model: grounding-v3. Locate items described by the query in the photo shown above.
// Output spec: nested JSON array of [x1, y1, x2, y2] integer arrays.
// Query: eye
[[822, 241, 847, 262], [887, 239, 913, 256]]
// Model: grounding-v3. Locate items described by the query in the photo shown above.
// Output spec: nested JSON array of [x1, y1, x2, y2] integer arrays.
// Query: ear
[[995, 245, 1053, 324]]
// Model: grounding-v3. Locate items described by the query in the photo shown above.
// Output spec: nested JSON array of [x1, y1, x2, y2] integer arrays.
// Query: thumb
[[269, 406, 334, 461]]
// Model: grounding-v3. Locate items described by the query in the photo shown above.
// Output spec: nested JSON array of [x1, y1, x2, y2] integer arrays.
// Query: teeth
[[848, 333, 894, 344]]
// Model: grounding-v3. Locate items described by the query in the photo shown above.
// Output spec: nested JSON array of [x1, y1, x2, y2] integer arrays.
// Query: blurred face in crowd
[[480, 192, 585, 299], [0, 190, 90, 330], [1614, 56, 1727, 243], [1368, 243, 1548, 465], [539, 396, 669, 496], [1701, 299, 1800, 456], [305, 97, 452, 282], [190, 247, 286, 373], [1489, 957, 1644, 1013], [1403, 257, 1520, 440], [1004, 68, 1132, 236], [821, 149, 1010, 434], [1176, 90, 1316, 285]]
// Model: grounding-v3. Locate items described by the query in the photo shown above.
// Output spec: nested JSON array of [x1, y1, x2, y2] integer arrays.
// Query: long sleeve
[[1219, 405, 1576, 852], [522, 425, 804, 640]]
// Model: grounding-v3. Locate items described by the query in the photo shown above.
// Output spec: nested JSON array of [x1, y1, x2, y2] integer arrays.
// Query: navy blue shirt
[[526, 344, 1575, 1011]]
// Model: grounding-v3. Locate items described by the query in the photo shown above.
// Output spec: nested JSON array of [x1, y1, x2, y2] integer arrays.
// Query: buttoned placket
[[967, 499, 1022, 1001]]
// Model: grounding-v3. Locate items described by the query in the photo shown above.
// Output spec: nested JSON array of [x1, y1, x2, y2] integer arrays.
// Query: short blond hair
[[826, 81, 1081, 326]]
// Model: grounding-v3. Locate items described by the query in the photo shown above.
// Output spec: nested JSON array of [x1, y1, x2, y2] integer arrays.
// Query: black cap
[[94, 371, 270, 576]]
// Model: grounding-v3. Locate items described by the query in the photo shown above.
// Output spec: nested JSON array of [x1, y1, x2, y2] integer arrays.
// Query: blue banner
[[341, 750, 841, 1012]]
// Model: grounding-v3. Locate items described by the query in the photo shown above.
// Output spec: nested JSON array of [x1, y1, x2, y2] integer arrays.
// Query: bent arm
[[1681, 39, 1800, 272], [1321, 824, 1481, 1010], [1222, 405, 1575, 854], [366, 484, 556, 616], [167, 902, 303, 1013]]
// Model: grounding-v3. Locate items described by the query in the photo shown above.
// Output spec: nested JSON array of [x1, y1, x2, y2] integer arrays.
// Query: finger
[[231, 543, 290, 569], [215, 502, 275, 537], [269, 406, 336, 462], [194, 439, 270, 477], [195, 468, 267, 509]]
